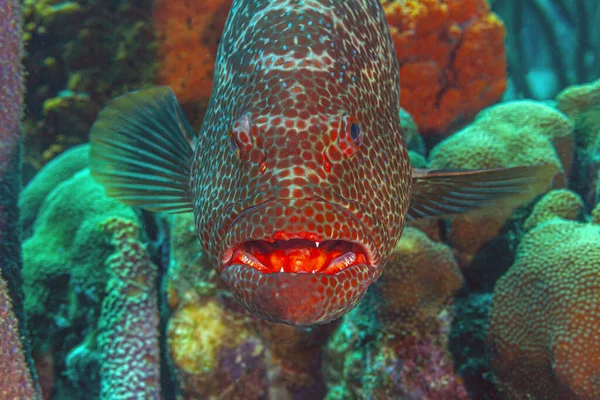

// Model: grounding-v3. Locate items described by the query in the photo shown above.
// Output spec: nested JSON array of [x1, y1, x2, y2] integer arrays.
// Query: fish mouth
[[221, 237, 373, 275], [215, 198, 381, 325]]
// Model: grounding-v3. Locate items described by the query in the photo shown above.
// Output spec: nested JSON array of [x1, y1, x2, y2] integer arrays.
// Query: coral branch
[[98, 217, 161, 400]]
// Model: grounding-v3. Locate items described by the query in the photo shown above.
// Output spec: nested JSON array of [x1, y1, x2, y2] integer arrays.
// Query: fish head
[[193, 102, 411, 326]]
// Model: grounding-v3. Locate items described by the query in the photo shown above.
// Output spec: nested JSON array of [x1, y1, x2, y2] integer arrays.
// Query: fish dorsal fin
[[408, 165, 557, 220], [90, 86, 195, 213]]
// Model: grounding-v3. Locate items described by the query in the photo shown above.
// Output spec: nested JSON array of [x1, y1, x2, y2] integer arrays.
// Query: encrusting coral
[[19, 144, 89, 239], [383, 0, 507, 136], [167, 296, 270, 399], [488, 200, 600, 399]]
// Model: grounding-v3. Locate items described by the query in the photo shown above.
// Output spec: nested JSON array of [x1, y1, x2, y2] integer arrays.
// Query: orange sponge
[[153, 0, 232, 117], [383, 0, 507, 136]]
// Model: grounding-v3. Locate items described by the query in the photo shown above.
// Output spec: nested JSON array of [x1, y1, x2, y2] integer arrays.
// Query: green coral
[[22, 167, 139, 346], [19, 144, 89, 239]]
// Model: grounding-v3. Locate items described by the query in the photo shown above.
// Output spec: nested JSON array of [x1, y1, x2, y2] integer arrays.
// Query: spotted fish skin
[[190, 0, 410, 323]]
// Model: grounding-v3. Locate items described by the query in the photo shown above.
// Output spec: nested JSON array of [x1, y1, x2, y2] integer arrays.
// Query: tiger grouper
[[89, 0, 553, 325]]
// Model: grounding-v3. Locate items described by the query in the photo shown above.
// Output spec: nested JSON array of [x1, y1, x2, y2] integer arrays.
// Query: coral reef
[[167, 297, 269, 399], [98, 217, 161, 399], [383, 0, 507, 137], [22, 168, 140, 343], [21, 0, 156, 182], [428, 100, 571, 268], [323, 227, 467, 399], [488, 206, 600, 399]]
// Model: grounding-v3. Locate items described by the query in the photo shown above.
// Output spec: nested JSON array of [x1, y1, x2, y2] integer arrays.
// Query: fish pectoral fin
[[408, 165, 557, 220], [90, 86, 195, 213]]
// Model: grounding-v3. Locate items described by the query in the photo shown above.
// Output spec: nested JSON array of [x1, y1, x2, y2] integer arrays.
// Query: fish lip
[[220, 262, 375, 325], [218, 197, 379, 273]]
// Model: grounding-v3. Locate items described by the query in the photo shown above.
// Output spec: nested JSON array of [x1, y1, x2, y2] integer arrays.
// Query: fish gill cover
[[7, 0, 600, 399]]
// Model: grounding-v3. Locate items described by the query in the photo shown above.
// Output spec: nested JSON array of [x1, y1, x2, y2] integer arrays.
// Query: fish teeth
[[315, 241, 320, 248], [280, 267, 284, 273]]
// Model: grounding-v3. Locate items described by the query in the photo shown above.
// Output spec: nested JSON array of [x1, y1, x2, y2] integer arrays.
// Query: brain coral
[[383, 0, 507, 136], [488, 216, 600, 399], [428, 100, 572, 267], [523, 189, 584, 231]]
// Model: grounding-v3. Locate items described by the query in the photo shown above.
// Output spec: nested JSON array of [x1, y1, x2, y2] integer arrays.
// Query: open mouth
[[222, 239, 371, 275]]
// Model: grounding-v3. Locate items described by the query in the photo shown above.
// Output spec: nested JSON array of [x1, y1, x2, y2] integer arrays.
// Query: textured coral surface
[[489, 215, 600, 399], [383, 0, 507, 136], [0, 271, 37, 399], [378, 227, 463, 337], [98, 217, 161, 399], [523, 189, 584, 231], [557, 77, 600, 121]]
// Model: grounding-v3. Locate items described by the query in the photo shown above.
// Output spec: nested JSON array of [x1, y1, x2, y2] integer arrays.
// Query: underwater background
[[1, 0, 600, 399]]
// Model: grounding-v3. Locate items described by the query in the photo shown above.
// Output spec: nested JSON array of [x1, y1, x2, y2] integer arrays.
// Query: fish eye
[[338, 113, 363, 158], [350, 122, 362, 145]]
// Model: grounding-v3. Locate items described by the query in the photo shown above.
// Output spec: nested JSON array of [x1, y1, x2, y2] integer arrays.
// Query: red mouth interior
[[228, 239, 368, 275]]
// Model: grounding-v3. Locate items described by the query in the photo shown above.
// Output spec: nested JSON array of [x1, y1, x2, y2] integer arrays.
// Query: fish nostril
[[229, 114, 253, 158]]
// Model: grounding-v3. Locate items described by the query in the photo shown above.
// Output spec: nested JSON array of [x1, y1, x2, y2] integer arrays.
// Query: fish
[[89, 0, 554, 326]]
